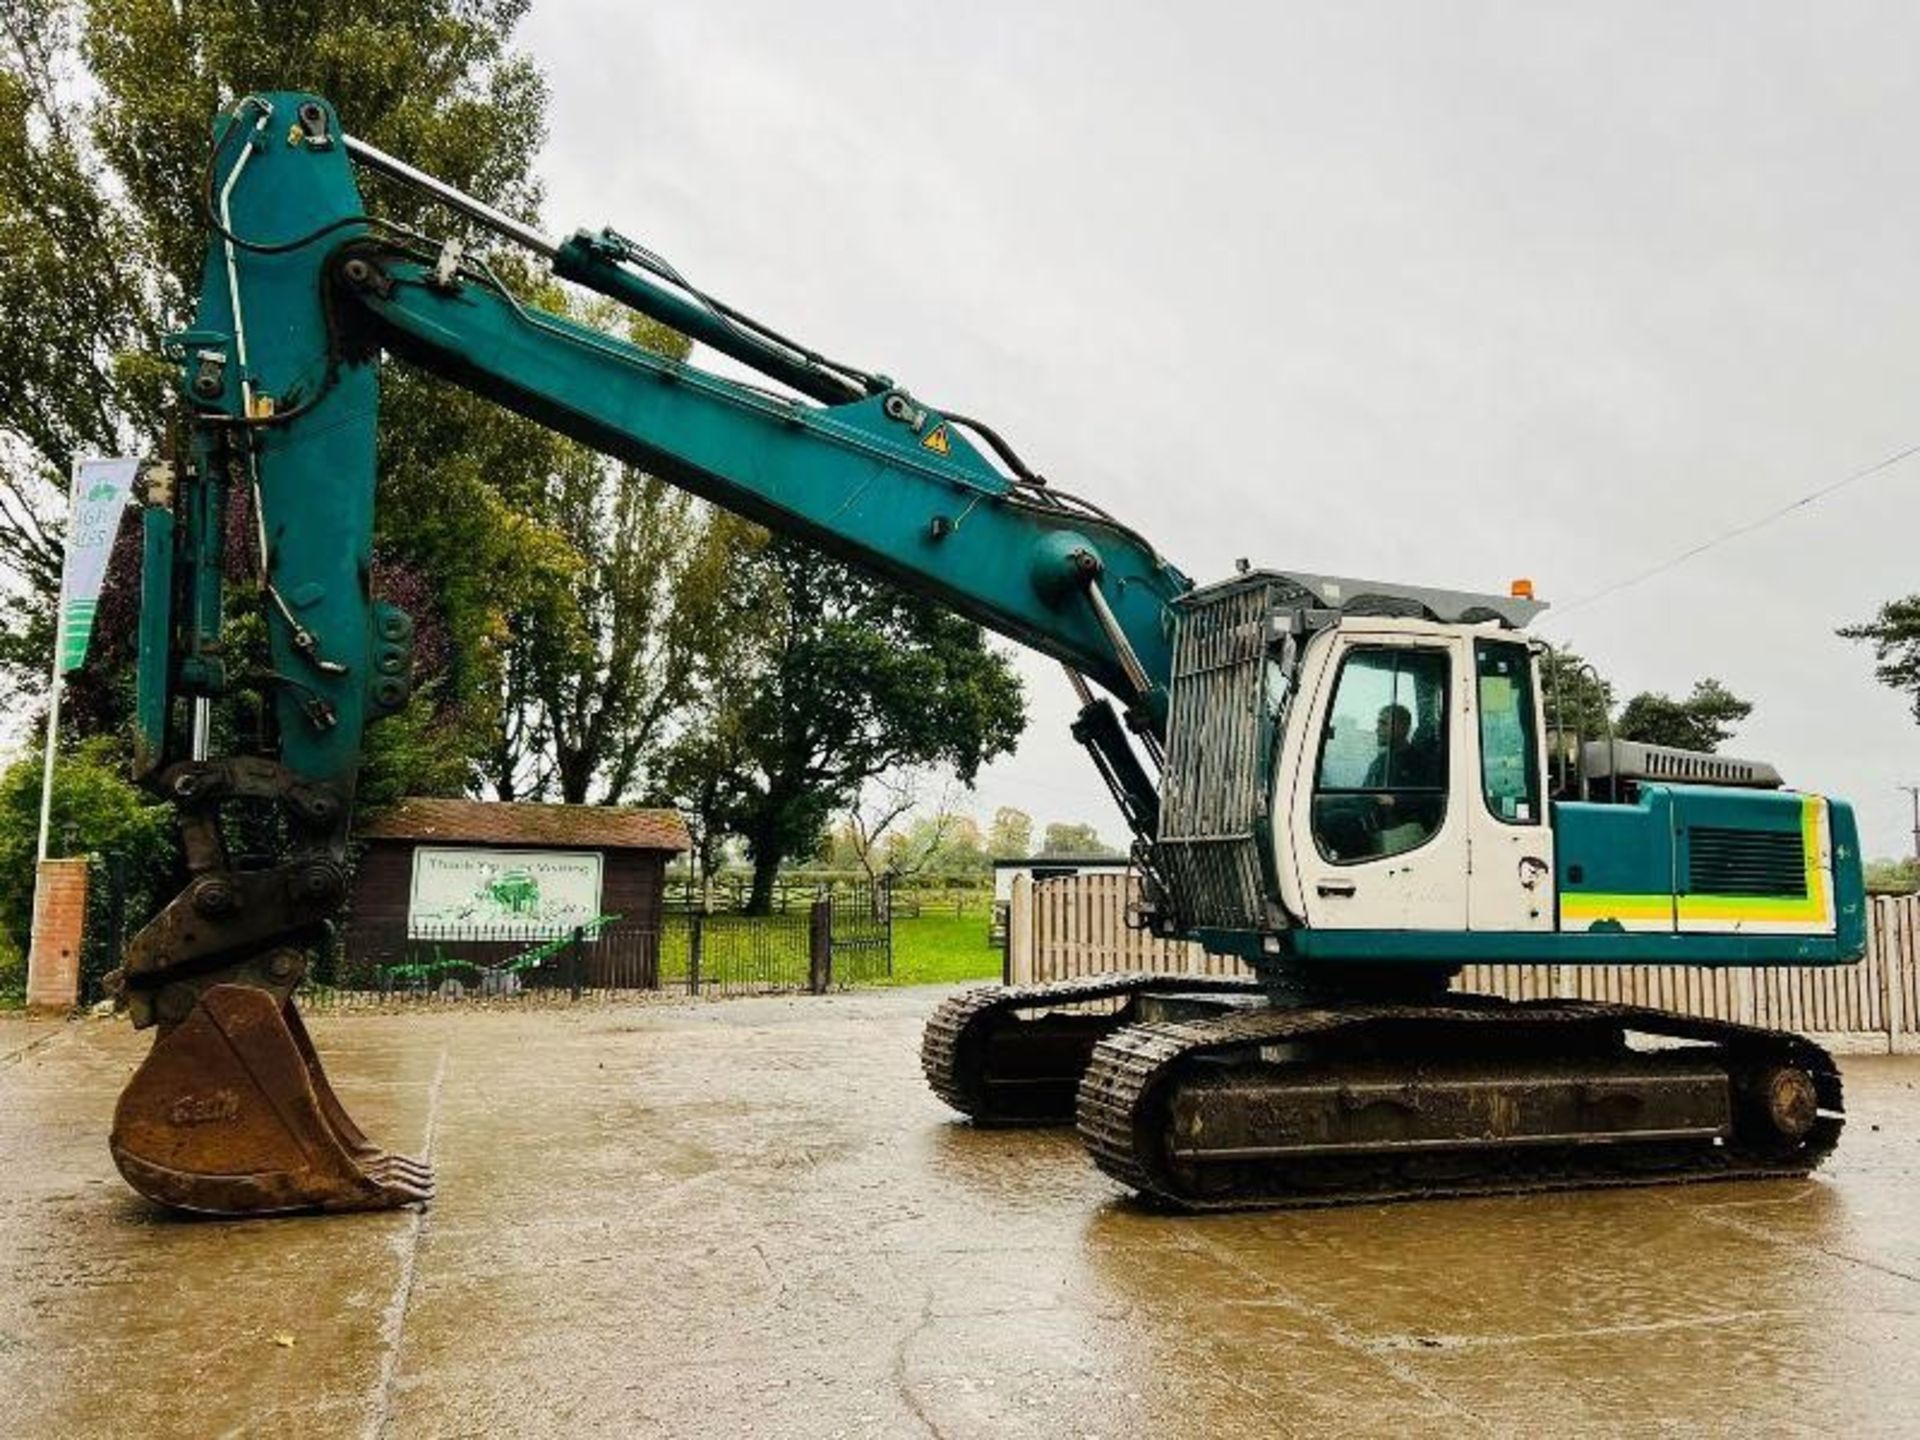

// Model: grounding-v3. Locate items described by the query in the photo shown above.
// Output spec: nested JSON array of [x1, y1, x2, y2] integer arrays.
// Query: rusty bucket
[[110, 984, 433, 1215]]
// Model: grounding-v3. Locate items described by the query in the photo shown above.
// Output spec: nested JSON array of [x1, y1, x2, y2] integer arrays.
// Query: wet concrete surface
[[4, 990, 1920, 1438], [0, 1014, 55, 1066]]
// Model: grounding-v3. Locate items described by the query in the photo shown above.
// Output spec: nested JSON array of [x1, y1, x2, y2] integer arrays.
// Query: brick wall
[[26, 857, 89, 1015]]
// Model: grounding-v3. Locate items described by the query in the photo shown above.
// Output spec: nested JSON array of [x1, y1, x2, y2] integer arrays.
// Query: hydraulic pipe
[[1084, 581, 1156, 698], [344, 130, 866, 408], [344, 133, 559, 259]]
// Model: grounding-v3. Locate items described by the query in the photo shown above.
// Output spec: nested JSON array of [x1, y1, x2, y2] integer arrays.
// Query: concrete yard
[[4, 991, 1920, 1438]]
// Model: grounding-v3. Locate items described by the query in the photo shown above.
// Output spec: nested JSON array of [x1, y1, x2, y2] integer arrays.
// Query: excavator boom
[[112, 92, 1187, 1215]]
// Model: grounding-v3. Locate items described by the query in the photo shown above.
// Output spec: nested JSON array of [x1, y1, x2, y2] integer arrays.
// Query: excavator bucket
[[109, 984, 433, 1216]]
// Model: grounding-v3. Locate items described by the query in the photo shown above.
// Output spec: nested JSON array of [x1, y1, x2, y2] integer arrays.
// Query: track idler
[[922, 974, 1267, 1125], [110, 982, 433, 1215]]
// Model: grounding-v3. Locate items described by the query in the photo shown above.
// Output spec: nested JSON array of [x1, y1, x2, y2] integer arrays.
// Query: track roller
[[1075, 998, 1843, 1211]]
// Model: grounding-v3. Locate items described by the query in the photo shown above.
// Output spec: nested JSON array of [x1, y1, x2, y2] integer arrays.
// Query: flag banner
[[59, 456, 139, 674]]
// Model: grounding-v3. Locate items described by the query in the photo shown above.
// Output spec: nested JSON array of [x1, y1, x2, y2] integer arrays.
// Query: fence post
[[569, 926, 584, 1001], [809, 893, 833, 994], [1885, 897, 1906, 1054], [688, 911, 703, 995], [1006, 873, 1033, 985], [25, 857, 89, 1015]]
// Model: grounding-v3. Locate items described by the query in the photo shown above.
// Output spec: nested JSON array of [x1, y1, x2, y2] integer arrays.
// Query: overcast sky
[[518, 2, 1920, 857]]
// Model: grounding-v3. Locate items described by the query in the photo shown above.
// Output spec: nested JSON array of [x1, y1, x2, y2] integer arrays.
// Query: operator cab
[[1274, 612, 1553, 934], [1145, 570, 1857, 967]]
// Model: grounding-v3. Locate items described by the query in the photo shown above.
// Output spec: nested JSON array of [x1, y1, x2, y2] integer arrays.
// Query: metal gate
[[821, 880, 893, 986]]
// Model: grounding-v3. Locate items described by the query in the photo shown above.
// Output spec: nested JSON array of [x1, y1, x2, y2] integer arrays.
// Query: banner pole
[[34, 459, 81, 864], [34, 606, 65, 864]]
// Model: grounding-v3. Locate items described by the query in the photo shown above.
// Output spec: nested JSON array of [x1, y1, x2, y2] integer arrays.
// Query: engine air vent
[[1581, 739, 1782, 790], [1687, 826, 1805, 897]]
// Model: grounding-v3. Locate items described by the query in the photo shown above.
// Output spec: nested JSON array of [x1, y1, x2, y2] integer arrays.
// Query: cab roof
[[1183, 568, 1546, 630]]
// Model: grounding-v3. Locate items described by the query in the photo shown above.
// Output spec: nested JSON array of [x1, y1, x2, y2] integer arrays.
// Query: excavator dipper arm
[[111, 92, 1187, 1215]]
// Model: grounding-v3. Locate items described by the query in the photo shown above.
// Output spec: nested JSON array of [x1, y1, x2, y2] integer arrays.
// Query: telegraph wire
[[1545, 439, 1920, 623]]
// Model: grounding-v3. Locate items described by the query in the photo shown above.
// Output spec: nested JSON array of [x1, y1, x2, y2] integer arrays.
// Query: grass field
[[643, 906, 1002, 990], [884, 910, 1002, 987], [65, 905, 1001, 1003]]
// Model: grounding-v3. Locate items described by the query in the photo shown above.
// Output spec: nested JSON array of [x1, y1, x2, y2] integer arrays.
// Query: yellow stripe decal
[[1561, 893, 1672, 921]]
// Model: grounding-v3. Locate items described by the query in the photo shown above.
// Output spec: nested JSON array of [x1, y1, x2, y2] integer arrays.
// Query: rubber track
[[1076, 999, 1844, 1211], [920, 973, 1266, 1122]]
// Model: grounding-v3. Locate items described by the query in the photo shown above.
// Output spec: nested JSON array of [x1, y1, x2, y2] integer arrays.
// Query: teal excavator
[[110, 93, 1864, 1215]]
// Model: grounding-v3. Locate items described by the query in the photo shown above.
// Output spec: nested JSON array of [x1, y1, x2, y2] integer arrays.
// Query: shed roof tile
[[357, 797, 690, 852]]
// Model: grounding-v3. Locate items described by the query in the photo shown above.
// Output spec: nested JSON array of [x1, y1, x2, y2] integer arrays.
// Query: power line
[[1545, 439, 1920, 623]]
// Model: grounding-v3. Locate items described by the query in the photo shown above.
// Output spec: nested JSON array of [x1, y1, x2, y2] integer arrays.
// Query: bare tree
[[841, 772, 967, 918]]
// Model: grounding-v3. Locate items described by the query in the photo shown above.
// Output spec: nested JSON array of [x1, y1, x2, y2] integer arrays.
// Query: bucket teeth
[[279, 1000, 437, 1186], [109, 983, 433, 1216]]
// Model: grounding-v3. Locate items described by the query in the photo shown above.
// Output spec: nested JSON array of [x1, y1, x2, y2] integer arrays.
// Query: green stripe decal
[[1560, 893, 1671, 921]]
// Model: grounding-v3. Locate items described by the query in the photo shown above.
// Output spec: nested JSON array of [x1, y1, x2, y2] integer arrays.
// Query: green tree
[[477, 303, 747, 806], [657, 724, 750, 901], [987, 806, 1033, 859], [664, 537, 1026, 913], [1040, 821, 1116, 857], [0, 1, 153, 689], [1615, 679, 1753, 752], [486, 464, 729, 804], [1540, 646, 1752, 759], [838, 773, 933, 888], [1865, 856, 1919, 895], [904, 813, 987, 882], [1841, 596, 1920, 722], [1537, 648, 1615, 740], [651, 520, 785, 898], [839, 777, 987, 888]]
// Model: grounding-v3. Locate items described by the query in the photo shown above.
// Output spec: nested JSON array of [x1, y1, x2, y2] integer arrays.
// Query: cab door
[[1287, 629, 1469, 931], [1466, 638, 1555, 931]]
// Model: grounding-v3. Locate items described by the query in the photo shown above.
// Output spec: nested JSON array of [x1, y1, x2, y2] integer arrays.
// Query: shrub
[[0, 738, 176, 961]]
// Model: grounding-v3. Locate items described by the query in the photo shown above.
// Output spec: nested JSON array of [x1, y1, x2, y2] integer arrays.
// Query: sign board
[[407, 847, 605, 938], [60, 456, 139, 673]]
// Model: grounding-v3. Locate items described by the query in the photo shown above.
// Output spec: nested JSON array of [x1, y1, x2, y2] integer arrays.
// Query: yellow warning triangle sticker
[[921, 423, 950, 456]]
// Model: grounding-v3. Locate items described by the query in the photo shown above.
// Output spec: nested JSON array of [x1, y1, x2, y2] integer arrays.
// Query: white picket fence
[[1003, 872, 1920, 1054]]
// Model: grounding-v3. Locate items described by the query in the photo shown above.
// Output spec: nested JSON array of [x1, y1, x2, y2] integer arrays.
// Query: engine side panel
[[1554, 790, 1680, 933], [1557, 786, 1857, 943]]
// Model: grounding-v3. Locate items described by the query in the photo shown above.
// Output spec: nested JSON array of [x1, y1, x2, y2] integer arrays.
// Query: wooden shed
[[345, 798, 691, 974]]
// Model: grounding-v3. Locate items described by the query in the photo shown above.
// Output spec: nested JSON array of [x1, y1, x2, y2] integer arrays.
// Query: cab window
[[1475, 640, 1540, 825], [1311, 647, 1450, 863]]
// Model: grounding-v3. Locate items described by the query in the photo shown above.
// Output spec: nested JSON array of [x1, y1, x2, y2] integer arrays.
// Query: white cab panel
[[1462, 634, 1555, 932], [1280, 620, 1468, 931]]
